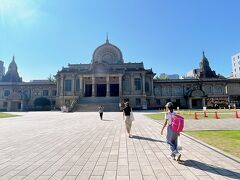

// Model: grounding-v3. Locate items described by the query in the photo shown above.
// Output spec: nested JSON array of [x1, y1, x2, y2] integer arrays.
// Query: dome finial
[[106, 33, 109, 43]]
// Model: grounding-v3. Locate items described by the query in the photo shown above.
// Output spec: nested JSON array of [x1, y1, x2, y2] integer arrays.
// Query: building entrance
[[97, 84, 106, 97], [110, 84, 119, 96], [192, 99, 202, 109], [85, 84, 92, 97]]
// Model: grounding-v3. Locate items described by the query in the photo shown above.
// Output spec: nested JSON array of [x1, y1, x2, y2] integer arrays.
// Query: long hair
[[166, 102, 174, 113]]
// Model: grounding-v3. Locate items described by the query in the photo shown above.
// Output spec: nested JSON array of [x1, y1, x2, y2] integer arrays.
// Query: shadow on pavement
[[101, 119, 114, 121], [179, 160, 240, 179], [131, 135, 165, 143]]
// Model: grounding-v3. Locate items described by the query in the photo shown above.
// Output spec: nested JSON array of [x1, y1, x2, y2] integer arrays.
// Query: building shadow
[[131, 135, 165, 143], [179, 159, 240, 179]]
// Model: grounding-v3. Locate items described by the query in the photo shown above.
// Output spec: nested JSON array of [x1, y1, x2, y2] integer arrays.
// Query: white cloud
[[0, 0, 44, 27]]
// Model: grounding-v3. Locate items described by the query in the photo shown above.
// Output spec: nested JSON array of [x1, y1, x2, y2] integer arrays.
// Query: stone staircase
[[74, 97, 120, 112]]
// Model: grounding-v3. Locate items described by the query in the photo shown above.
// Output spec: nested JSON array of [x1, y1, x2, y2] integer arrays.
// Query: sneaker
[[170, 153, 176, 160], [176, 153, 181, 161]]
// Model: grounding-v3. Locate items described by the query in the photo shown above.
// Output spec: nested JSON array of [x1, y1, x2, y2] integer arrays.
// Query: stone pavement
[[0, 111, 239, 180], [144, 111, 240, 131], [182, 118, 240, 131]]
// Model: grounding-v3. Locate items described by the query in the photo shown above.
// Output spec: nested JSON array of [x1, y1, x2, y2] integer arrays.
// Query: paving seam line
[[152, 119, 240, 164]]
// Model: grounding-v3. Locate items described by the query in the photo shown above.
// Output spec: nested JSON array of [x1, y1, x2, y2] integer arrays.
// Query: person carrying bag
[[123, 102, 133, 138], [160, 102, 183, 161]]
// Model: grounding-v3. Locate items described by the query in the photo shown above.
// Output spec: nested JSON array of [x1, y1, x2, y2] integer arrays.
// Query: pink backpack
[[171, 114, 184, 133]]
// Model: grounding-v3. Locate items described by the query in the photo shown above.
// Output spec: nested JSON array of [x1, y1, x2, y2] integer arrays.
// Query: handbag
[[130, 109, 135, 121], [177, 136, 182, 151]]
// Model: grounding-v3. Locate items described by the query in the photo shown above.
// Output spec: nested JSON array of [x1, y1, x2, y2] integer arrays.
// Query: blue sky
[[0, 0, 239, 81]]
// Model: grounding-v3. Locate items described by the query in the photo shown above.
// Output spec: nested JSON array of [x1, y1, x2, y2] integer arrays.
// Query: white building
[[232, 52, 240, 78]]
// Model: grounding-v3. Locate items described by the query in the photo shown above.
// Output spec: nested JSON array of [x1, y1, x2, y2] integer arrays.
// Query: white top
[[164, 112, 176, 125], [98, 106, 104, 113]]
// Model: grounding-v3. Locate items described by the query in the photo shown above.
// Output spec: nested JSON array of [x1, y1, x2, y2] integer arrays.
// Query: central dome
[[92, 39, 123, 64]]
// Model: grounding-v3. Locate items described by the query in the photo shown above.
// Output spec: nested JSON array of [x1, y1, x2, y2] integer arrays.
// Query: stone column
[[106, 75, 110, 97], [202, 98, 206, 107], [21, 100, 24, 111], [151, 76, 154, 96], [188, 98, 192, 109], [7, 101, 11, 111], [72, 75, 76, 96], [56, 77, 59, 96], [60, 75, 64, 96], [92, 75, 95, 97], [142, 73, 146, 95], [80, 75, 83, 97], [131, 73, 134, 95], [119, 75, 122, 96]]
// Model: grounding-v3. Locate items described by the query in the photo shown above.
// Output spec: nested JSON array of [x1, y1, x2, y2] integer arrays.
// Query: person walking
[[160, 102, 181, 161], [98, 105, 104, 120], [123, 102, 133, 138]]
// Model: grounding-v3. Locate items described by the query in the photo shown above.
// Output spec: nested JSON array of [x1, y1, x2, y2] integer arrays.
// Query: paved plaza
[[0, 112, 239, 180]]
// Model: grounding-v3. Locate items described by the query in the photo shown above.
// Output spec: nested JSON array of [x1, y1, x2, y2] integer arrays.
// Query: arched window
[[4, 90, 10, 96]]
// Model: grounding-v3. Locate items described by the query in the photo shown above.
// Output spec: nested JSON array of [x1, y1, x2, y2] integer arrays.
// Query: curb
[[153, 119, 240, 164]]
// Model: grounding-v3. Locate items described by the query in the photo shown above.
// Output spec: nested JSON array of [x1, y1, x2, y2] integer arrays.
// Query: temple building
[[55, 38, 155, 111], [0, 39, 240, 111], [0, 56, 56, 111]]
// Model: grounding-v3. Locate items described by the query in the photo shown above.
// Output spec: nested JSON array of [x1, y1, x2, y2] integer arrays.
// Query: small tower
[[198, 51, 217, 78], [2, 56, 22, 82]]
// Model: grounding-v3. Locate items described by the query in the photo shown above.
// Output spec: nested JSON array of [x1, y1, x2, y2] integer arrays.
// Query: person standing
[[123, 102, 133, 138], [98, 105, 104, 120], [160, 102, 181, 161]]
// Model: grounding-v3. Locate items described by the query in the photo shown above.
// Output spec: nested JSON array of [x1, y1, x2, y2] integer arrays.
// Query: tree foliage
[[48, 74, 56, 83], [154, 74, 169, 80]]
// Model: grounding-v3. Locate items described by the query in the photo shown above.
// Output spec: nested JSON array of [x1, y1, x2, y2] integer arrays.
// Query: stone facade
[[0, 40, 240, 111], [0, 57, 56, 111], [153, 78, 231, 109], [55, 39, 155, 110], [0, 81, 56, 111], [232, 52, 240, 78]]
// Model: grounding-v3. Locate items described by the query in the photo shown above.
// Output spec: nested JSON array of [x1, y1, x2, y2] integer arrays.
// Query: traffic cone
[[204, 111, 207, 118], [235, 111, 239, 119], [194, 112, 198, 119], [214, 112, 219, 119]]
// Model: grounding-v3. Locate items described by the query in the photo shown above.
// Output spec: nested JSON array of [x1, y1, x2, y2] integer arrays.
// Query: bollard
[[236, 111, 239, 119], [204, 111, 207, 117], [214, 112, 219, 119], [194, 112, 198, 119]]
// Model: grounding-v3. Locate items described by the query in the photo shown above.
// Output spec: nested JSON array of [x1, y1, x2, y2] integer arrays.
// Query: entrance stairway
[[74, 97, 120, 112]]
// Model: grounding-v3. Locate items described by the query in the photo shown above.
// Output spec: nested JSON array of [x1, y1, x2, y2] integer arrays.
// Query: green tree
[[48, 74, 56, 83], [154, 74, 169, 80]]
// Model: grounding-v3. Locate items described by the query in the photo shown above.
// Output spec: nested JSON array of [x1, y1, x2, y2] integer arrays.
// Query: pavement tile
[[62, 176, 77, 180], [0, 112, 239, 180], [104, 170, 116, 179], [67, 165, 83, 176], [117, 165, 129, 176]]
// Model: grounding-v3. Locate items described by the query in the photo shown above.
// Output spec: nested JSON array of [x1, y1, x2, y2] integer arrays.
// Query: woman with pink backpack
[[160, 102, 183, 161]]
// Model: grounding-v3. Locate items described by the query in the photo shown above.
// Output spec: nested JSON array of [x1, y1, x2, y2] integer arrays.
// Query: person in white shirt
[[98, 105, 104, 120], [160, 102, 181, 161]]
